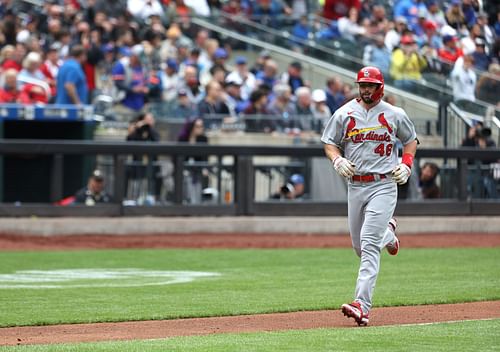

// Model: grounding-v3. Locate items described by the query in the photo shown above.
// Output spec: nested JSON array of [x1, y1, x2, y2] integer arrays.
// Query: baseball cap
[[91, 169, 104, 181], [225, 75, 243, 86], [166, 58, 178, 70], [442, 34, 457, 43], [290, 61, 302, 70], [214, 48, 228, 59], [259, 50, 271, 58], [400, 34, 415, 45], [395, 16, 407, 24], [235, 56, 247, 65], [178, 88, 188, 96], [119, 46, 132, 57], [290, 174, 304, 185], [312, 89, 326, 102]]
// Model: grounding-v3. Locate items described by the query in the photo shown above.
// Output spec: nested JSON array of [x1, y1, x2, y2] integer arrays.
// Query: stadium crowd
[[0, 0, 497, 133]]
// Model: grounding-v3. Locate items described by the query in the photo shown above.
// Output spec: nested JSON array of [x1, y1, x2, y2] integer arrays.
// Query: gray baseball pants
[[347, 179, 397, 314]]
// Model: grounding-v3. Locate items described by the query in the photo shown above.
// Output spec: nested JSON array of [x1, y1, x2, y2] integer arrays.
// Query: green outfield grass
[[1, 319, 499, 351], [0, 248, 499, 327]]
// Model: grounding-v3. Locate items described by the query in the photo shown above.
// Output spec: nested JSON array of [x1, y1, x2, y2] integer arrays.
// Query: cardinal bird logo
[[345, 116, 357, 138], [378, 113, 393, 134]]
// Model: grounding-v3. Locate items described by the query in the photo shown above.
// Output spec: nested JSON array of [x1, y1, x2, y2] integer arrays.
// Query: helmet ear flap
[[371, 83, 384, 102]]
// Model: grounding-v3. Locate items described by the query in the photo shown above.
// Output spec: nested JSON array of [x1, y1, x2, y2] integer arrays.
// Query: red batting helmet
[[355, 66, 384, 102]]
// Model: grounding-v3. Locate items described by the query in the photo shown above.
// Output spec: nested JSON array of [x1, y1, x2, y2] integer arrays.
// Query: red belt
[[351, 174, 387, 182]]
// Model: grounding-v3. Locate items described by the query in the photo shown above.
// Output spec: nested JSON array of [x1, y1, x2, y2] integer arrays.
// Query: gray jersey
[[321, 98, 417, 174]]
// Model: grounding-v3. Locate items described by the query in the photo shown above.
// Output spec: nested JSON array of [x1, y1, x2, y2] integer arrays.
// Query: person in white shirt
[[450, 54, 477, 102], [225, 56, 257, 101]]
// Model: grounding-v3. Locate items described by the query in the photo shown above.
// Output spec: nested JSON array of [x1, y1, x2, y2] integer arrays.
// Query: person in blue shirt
[[55, 45, 88, 105]]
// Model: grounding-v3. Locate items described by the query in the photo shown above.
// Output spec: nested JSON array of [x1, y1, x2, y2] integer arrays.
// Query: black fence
[[0, 139, 499, 217]]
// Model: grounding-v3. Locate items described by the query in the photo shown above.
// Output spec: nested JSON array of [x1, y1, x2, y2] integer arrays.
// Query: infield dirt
[[0, 232, 499, 346]]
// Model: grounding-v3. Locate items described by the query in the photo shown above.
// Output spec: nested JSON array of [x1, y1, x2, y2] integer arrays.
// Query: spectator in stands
[[393, 0, 425, 32], [417, 162, 441, 199], [255, 59, 279, 89], [437, 35, 464, 74], [294, 86, 314, 131], [321, 0, 360, 21], [280, 61, 305, 94], [40, 44, 62, 96], [223, 78, 247, 116], [362, 34, 391, 77], [2, 44, 26, 73], [475, 63, 500, 106], [198, 80, 231, 124], [160, 58, 181, 112], [311, 88, 331, 133], [0, 69, 20, 103], [390, 34, 427, 90], [267, 83, 296, 129], [243, 88, 274, 132], [177, 117, 210, 204], [17, 52, 46, 89], [250, 50, 271, 76], [126, 112, 161, 202], [290, 15, 311, 51], [385, 16, 409, 52], [461, 122, 498, 198], [444, 0, 466, 32], [337, 7, 367, 42], [172, 88, 198, 120], [0, 45, 15, 70], [179, 64, 204, 105], [250, 0, 292, 29], [476, 11, 495, 48], [460, 23, 483, 56], [112, 45, 149, 119], [74, 169, 113, 206], [127, 0, 164, 21], [471, 37, 491, 72], [325, 77, 346, 113], [226, 56, 257, 101], [18, 83, 49, 105], [364, 4, 389, 37], [450, 54, 477, 102], [55, 44, 88, 105], [270, 173, 307, 200], [426, 0, 447, 30]]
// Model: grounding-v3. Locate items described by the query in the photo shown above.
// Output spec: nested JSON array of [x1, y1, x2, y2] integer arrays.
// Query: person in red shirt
[[0, 69, 20, 103], [18, 83, 49, 105], [437, 35, 463, 74], [322, 0, 361, 20], [1, 44, 26, 72]]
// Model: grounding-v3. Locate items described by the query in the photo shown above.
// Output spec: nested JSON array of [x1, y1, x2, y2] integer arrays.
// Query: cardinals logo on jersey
[[344, 112, 394, 143], [344, 116, 357, 139], [378, 113, 393, 134]]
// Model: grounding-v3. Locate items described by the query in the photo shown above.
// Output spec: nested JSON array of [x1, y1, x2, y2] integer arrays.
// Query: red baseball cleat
[[341, 301, 369, 326], [386, 218, 399, 256]]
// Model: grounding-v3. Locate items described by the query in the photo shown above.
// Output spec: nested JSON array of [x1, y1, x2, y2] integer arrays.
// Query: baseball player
[[321, 66, 418, 326]]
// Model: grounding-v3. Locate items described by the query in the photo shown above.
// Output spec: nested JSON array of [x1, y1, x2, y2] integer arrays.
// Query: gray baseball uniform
[[321, 98, 417, 314]]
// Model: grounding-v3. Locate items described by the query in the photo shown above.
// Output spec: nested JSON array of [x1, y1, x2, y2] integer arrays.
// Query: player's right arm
[[324, 143, 356, 178]]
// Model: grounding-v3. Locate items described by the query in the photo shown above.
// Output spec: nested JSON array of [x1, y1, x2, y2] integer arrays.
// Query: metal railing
[[0, 139, 499, 217]]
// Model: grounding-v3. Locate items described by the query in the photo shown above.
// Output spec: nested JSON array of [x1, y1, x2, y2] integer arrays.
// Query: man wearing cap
[[160, 58, 181, 105], [111, 45, 149, 120], [226, 56, 256, 101], [74, 170, 112, 206], [437, 35, 464, 73], [471, 37, 491, 71], [271, 173, 307, 200], [390, 34, 427, 89]]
